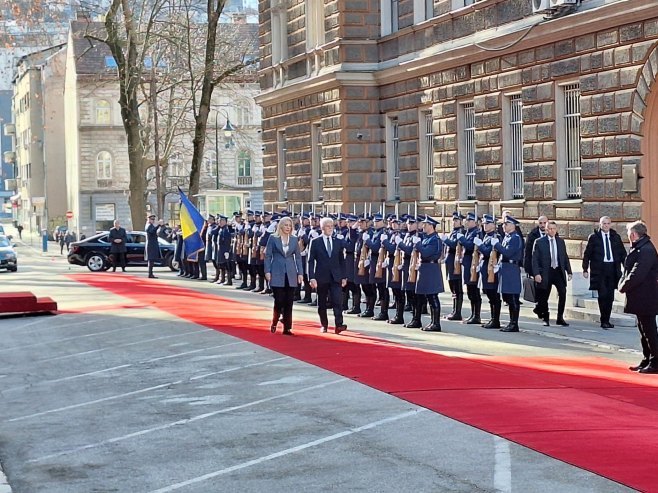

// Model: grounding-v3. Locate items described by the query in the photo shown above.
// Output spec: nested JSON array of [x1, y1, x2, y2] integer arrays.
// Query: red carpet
[[71, 274, 658, 492]]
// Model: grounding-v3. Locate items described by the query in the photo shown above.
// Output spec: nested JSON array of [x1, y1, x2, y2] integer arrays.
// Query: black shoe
[[601, 322, 614, 329], [444, 314, 462, 321], [335, 324, 347, 334], [421, 323, 442, 332], [122, 269, 126, 272], [404, 320, 422, 328], [298, 299, 311, 304], [309, 300, 318, 307], [359, 310, 374, 318], [500, 323, 519, 332], [464, 315, 481, 325], [387, 317, 405, 325], [629, 360, 649, 371], [372, 312, 388, 321], [199, 277, 207, 281], [543, 317, 550, 327], [556, 319, 569, 327], [270, 323, 277, 333], [346, 307, 361, 315], [148, 275, 157, 279], [112, 268, 116, 272], [482, 320, 501, 329], [282, 329, 294, 336], [638, 365, 658, 374]]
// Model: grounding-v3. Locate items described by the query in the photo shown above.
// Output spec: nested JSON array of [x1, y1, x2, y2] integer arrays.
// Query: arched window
[[238, 150, 251, 177], [96, 151, 112, 179], [95, 100, 111, 124]]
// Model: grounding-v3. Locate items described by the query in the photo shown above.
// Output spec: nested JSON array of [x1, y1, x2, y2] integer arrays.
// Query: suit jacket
[[531, 235, 572, 289], [264, 235, 304, 288], [582, 228, 626, 290], [524, 226, 545, 276], [109, 227, 127, 253], [619, 235, 658, 316], [308, 234, 346, 284]]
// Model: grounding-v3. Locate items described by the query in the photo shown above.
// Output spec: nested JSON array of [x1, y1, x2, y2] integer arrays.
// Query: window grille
[[391, 118, 400, 200], [422, 111, 434, 200], [510, 95, 524, 199], [391, 0, 399, 32], [563, 84, 581, 198], [277, 131, 287, 202], [463, 103, 476, 200], [312, 123, 323, 201]]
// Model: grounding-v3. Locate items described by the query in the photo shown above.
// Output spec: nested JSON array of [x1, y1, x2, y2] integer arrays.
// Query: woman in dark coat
[[145, 215, 162, 279], [619, 220, 658, 373]]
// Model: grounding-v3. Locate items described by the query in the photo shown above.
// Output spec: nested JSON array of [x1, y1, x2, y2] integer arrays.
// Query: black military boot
[[346, 294, 361, 314], [422, 302, 442, 332], [359, 296, 375, 318], [225, 265, 233, 286], [404, 297, 423, 328], [482, 302, 501, 329], [465, 300, 481, 324], [388, 298, 405, 325], [342, 290, 350, 311], [446, 293, 463, 321], [501, 304, 519, 332]]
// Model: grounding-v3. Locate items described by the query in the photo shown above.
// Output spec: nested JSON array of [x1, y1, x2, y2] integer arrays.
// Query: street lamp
[[214, 111, 234, 189]]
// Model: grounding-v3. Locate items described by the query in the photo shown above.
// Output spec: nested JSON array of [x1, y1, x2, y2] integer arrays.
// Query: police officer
[[297, 212, 314, 303], [413, 216, 444, 331], [366, 214, 389, 321], [383, 216, 405, 324], [233, 212, 249, 289], [399, 216, 422, 327], [205, 214, 218, 282], [458, 212, 483, 324], [355, 214, 375, 318], [474, 214, 502, 329], [491, 215, 524, 332], [215, 215, 232, 285], [443, 212, 466, 320]]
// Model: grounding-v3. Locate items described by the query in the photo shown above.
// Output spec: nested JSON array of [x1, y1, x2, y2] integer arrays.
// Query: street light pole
[[214, 111, 219, 190]]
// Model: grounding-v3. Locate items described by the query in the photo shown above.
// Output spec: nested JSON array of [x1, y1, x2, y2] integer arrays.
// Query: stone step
[[575, 297, 626, 315], [564, 306, 636, 327]]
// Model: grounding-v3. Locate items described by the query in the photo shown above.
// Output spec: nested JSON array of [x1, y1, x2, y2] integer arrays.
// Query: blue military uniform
[[354, 217, 375, 317], [343, 217, 361, 314], [414, 216, 444, 331], [145, 217, 161, 278], [443, 212, 465, 320], [493, 215, 524, 332], [476, 214, 502, 329], [365, 216, 389, 321], [383, 218, 405, 324], [457, 212, 483, 324], [398, 217, 423, 327]]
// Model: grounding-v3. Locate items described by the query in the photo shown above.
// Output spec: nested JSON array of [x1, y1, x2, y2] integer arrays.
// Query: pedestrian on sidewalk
[[58, 231, 66, 254], [17, 224, 23, 240], [582, 216, 627, 329], [619, 220, 658, 374], [264, 216, 304, 335]]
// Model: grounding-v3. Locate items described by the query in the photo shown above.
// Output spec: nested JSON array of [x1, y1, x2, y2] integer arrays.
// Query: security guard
[[443, 212, 465, 320], [491, 215, 524, 332], [474, 214, 502, 329]]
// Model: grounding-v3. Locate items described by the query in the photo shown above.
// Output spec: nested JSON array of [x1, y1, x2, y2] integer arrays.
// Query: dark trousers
[[111, 252, 126, 270], [199, 252, 207, 279], [147, 260, 155, 276], [637, 313, 658, 364], [597, 262, 617, 324], [536, 268, 567, 320], [272, 283, 296, 331], [317, 281, 344, 329]]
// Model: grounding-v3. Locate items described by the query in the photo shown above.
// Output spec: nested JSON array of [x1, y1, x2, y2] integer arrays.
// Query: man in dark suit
[[308, 216, 347, 334], [582, 216, 627, 329], [619, 220, 658, 373], [145, 214, 162, 279], [525, 216, 548, 319], [532, 220, 572, 326], [109, 219, 128, 272]]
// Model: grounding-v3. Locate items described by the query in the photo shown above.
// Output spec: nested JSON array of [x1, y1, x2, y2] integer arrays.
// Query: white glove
[[224, 252, 230, 259], [259, 225, 266, 233], [380, 234, 388, 242], [397, 264, 403, 270], [362, 233, 370, 241], [310, 230, 319, 239], [300, 250, 307, 256], [336, 234, 344, 240], [441, 233, 447, 241], [490, 237, 499, 246], [493, 264, 500, 273], [382, 258, 389, 268], [473, 237, 483, 247], [412, 236, 421, 244], [237, 224, 244, 231], [267, 223, 276, 233], [395, 235, 403, 245], [364, 259, 371, 267], [456, 233, 464, 239], [251, 224, 258, 232]]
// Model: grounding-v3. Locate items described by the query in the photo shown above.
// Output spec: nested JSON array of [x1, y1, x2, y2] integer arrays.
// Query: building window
[[168, 153, 185, 177], [386, 116, 401, 201], [306, 0, 325, 49], [271, 5, 288, 64], [277, 130, 287, 202], [419, 110, 434, 200], [413, 0, 434, 23], [96, 151, 112, 179], [238, 151, 251, 177], [561, 83, 582, 199], [236, 104, 251, 126], [381, 0, 399, 36], [460, 102, 476, 200], [311, 123, 323, 201], [95, 100, 111, 124], [509, 94, 524, 199]]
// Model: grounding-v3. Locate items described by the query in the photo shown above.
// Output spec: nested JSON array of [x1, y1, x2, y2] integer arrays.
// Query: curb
[[0, 463, 11, 493]]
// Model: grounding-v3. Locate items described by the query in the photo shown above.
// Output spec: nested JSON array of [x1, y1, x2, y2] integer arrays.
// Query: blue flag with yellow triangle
[[177, 187, 205, 262]]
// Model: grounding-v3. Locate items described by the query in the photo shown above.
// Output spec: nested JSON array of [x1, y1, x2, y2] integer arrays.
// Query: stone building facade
[[257, 0, 658, 262]]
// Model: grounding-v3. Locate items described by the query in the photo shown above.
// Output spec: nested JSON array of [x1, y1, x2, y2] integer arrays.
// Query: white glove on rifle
[[362, 233, 370, 242], [267, 222, 276, 233], [382, 258, 389, 268], [259, 224, 266, 233], [397, 264, 404, 270], [336, 234, 344, 240], [490, 237, 499, 246], [310, 230, 319, 239], [441, 233, 447, 241], [456, 233, 464, 239], [473, 237, 483, 247], [364, 259, 371, 267], [412, 236, 421, 244], [395, 235, 403, 245], [380, 234, 388, 242], [251, 224, 258, 232], [224, 252, 230, 259]]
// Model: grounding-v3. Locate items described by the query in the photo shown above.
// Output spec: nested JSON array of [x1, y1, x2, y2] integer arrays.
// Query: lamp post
[[214, 110, 234, 189]]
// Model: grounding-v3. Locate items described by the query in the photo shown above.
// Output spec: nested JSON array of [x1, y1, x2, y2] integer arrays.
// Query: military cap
[[247, 209, 254, 215], [482, 214, 496, 224], [504, 215, 520, 225], [148, 214, 156, 219], [217, 214, 228, 220], [254, 210, 263, 216], [232, 211, 242, 217], [271, 213, 281, 221], [346, 213, 358, 222], [372, 213, 384, 222], [406, 215, 416, 223], [452, 211, 465, 220], [422, 216, 439, 226], [207, 214, 216, 220], [466, 212, 478, 222]]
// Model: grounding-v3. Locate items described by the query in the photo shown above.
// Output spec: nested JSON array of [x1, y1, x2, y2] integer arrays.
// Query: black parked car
[[67, 231, 177, 272]]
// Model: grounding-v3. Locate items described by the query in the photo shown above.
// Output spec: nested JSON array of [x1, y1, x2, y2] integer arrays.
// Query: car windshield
[[0, 237, 10, 247]]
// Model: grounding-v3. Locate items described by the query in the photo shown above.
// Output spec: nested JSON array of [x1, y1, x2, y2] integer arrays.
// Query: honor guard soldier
[[355, 214, 376, 318], [474, 214, 502, 329], [216, 215, 233, 285], [366, 213, 389, 321], [443, 212, 466, 320], [458, 212, 483, 324], [233, 212, 249, 289], [297, 213, 314, 304], [399, 215, 422, 327], [413, 216, 444, 332], [205, 215, 219, 282], [383, 216, 406, 324], [257, 212, 273, 293], [491, 215, 524, 332], [343, 214, 361, 314]]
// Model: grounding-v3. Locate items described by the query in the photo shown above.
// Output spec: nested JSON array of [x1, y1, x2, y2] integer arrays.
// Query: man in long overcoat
[[145, 214, 161, 279]]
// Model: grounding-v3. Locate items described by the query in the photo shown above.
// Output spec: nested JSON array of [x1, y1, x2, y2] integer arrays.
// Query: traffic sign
[[66, 211, 74, 219]]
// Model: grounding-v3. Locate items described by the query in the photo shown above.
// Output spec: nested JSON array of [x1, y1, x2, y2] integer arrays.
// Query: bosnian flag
[[177, 187, 205, 262]]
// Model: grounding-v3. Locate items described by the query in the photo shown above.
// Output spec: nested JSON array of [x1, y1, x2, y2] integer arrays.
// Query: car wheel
[[86, 253, 107, 272], [166, 254, 178, 272]]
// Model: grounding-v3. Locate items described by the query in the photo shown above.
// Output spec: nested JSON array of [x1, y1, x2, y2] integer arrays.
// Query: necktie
[[326, 237, 332, 257], [604, 233, 612, 262], [550, 238, 558, 269]]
